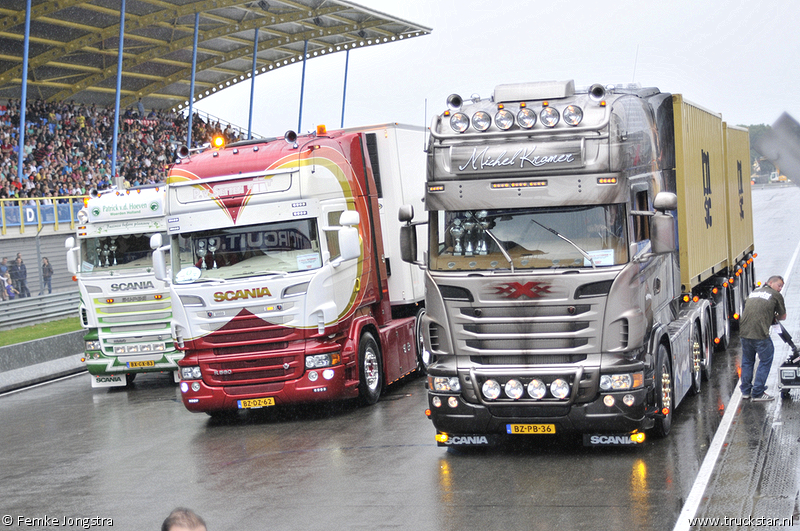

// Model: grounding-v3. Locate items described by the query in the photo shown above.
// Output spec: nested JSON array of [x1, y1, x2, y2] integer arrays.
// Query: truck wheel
[[358, 332, 382, 405], [652, 345, 673, 438], [689, 327, 702, 395], [415, 308, 431, 375], [781, 389, 791, 399], [125, 373, 136, 387]]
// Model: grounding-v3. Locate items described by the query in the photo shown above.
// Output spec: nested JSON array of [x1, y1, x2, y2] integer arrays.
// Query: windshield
[[172, 219, 322, 283], [429, 205, 628, 271], [79, 233, 165, 273]]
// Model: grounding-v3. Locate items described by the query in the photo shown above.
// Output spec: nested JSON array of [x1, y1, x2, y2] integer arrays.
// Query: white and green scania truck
[[65, 186, 181, 387]]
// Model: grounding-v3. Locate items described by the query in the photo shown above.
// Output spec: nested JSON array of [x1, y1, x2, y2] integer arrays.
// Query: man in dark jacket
[[739, 275, 787, 401], [9, 254, 30, 298]]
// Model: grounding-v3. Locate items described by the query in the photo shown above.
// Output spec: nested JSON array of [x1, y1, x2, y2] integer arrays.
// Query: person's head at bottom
[[162, 508, 207, 531]]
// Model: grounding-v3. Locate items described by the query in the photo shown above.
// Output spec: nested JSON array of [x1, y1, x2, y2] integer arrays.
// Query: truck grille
[[453, 302, 599, 361], [198, 312, 305, 386]]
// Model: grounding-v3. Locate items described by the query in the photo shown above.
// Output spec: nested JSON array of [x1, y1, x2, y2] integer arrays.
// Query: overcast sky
[[197, 0, 799, 137]]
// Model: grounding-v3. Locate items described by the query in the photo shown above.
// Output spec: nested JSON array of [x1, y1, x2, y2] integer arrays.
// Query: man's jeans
[[740, 337, 775, 397]]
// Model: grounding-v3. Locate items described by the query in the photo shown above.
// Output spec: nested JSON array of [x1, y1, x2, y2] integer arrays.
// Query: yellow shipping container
[[723, 123, 754, 266], [672, 95, 730, 292]]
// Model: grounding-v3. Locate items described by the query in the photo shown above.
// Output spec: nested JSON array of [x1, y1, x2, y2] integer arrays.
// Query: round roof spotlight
[[450, 112, 470, 133], [495, 109, 514, 130], [589, 83, 606, 101], [540, 106, 560, 128], [563, 105, 584, 126], [446, 93, 463, 110], [517, 107, 537, 129], [472, 111, 491, 132]]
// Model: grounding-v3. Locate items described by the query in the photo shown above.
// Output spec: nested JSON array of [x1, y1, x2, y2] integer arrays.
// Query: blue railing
[[0, 196, 86, 235]]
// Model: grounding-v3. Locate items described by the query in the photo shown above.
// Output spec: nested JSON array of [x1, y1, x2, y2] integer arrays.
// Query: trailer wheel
[[652, 344, 673, 438], [358, 331, 382, 405], [415, 308, 431, 375], [689, 327, 702, 395]]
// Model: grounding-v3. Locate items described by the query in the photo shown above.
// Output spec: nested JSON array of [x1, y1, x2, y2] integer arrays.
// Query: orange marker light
[[213, 135, 225, 148]]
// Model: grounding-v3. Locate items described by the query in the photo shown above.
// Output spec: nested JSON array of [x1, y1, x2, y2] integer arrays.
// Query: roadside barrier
[[0, 291, 80, 331]]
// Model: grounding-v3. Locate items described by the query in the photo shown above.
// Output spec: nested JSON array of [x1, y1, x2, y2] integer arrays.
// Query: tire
[[652, 344, 674, 438], [125, 373, 136, 387], [689, 327, 702, 395], [414, 308, 432, 375], [358, 332, 383, 405], [781, 389, 791, 399]]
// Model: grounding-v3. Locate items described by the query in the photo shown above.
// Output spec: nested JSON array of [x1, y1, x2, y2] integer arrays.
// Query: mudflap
[[90, 373, 127, 388]]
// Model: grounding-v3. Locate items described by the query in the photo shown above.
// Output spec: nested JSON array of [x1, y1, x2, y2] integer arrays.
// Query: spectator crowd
[[0, 98, 242, 204]]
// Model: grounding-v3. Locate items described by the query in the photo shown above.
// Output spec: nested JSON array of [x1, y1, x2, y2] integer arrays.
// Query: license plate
[[238, 397, 276, 409], [126, 360, 155, 368], [506, 424, 556, 435]]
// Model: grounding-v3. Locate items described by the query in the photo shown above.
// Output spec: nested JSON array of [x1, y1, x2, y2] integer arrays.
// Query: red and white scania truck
[[400, 81, 755, 446], [151, 123, 426, 416]]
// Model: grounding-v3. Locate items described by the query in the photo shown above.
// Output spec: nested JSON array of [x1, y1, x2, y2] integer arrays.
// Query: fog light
[[528, 379, 546, 399], [550, 378, 570, 399], [180, 382, 188, 393], [482, 379, 501, 400], [432, 396, 442, 408], [323, 369, 334, 380], [448, 396, 459, 408], [308, 371, 319, 382], [623, 394, 635, 407], [603, 395, 615, 407], [505, 379, 523, 400], [191, 382, 200, 392]]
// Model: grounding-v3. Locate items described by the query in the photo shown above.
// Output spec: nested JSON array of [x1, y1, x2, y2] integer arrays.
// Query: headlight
[[550, 378, 570, 399], [495, 109, 514, 130], [505, 379, 523, 399], [450, 112, 469, 133], [431, 376, 461, 393], [305, 352, 341, 369], [540, 106, 560, 128], [180, 366, 202, 380], [517, 108, 537, 129], [527, 379, 546, 399], [563, 105, 583, 126], [85, 340, 101, 351], [472, 111, 491, 132], [482, 379, 501, 400], [599, 372, 644, 391]]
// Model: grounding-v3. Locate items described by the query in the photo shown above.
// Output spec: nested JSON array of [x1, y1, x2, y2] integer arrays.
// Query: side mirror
[[650, 210, 677, 255], [339, 210, 360, 227], [150, 233, 168, 281], [65, 237, 79, 275], [398, 204, 414, 223], [400, 225, 418, 264], [336, 227, 361, 265]]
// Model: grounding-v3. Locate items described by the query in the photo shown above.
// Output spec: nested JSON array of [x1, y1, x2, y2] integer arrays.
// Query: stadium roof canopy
[[0, 0, 430, 111]]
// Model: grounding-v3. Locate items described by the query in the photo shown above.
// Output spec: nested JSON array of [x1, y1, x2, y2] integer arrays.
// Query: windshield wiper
[[529, 219, 596, 269], [480, 227, 515, 273]]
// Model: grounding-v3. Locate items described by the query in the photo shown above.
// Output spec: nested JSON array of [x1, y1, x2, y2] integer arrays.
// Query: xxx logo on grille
[[494, 281, 551, 299]]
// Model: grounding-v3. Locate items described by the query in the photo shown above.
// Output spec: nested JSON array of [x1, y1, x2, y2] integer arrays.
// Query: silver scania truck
[[400, 80, 754, 446]]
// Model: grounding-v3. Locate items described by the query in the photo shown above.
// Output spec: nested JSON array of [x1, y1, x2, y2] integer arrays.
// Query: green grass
[[0, 317, 83, 347]]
